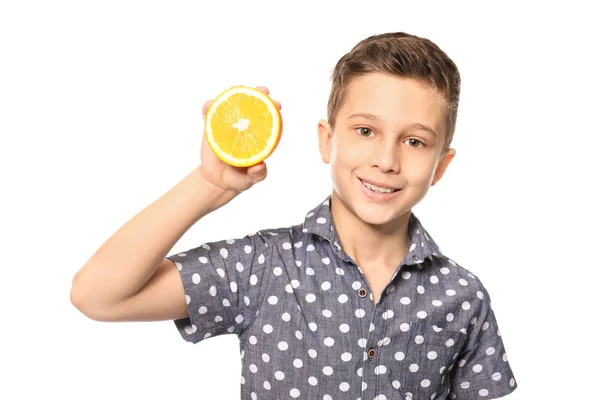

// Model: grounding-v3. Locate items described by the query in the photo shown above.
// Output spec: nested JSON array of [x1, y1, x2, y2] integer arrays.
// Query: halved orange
[[205, 86, 282, 167]]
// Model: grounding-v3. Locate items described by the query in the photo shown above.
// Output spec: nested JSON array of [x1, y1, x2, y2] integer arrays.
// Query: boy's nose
[[370, 143, 401, 173]]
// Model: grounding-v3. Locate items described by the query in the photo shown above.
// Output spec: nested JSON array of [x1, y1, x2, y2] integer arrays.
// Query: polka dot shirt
[[167, 196, 517, 399]]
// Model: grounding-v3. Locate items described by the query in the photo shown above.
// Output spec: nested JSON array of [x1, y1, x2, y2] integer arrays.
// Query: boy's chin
[[355, 208, 401, 228]]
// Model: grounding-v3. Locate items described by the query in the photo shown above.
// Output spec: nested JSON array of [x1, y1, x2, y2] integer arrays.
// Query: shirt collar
[[302, 195, 444, 265]]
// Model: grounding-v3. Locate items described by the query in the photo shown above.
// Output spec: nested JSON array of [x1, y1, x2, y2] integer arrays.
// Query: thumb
[[248, 162, 268, 183]]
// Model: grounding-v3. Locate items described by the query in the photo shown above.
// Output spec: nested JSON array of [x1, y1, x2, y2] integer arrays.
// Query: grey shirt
[[167, 196, 517, 399]]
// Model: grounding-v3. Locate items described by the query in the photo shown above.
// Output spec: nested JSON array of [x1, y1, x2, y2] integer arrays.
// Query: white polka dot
[[306, 293, 316, 303], [322, 366, 333, 375], [341, 352, 352, 361], [383, 310, 394, 319], [446, 289, 456, 296], [273, 267, 282, 276], [462, 301, 471, 310], [400, 323, 410, 332], [415, 335, 424, 344], [263, 324, 273, 334], [394, 351, 405, 361], [291, 279, 300, 288], [392, 380, 401, 389], [322, 309, 332, 318], [374, 394, 386, 400], [317, 217, 326, 224], [401, 271, 411, 279], [258, 254, 265, 264], [244, 245, 252, 254], [220, 248, 228, 258], [209, 286, 217, 296], [230, 282, 238, 292], [339, 323, 350, 333], [198, 306, 207, 314], [250, 275, 257, 285], [446, 338, 455, 347], [322, 257, 330, 265], [216, 268, 225, 278], [306, 244, 315, 251], [459, 278, 468, 286], [295, 260, 302, 267], [352, 281, 361, 290], [235, 314, 243, 324], [263, 381, 271, 390], [358, 338, 367, 348], [268, 295, 278, 305], [421, 379, 431, 387], [236, 262, 244, 271], [430, 275, 439, 284], [293, 358, 303, 368], [409, 363, 419, 372], [282, 242, 292, 250], [278, 341, 288, 351], [295, 330, 303, 340], [492, 372, 502, 381], [226, 239, 235, 244], [199, 257, 208, 264], [355, 309, 366, 318], [249, 335, 257, 344], [460, 381, 470, 389], [249, 364, 257, 373], [440, 267, 450, 274], [324, 337, 335, 346], [486, 347, 496, 355], [401, 297, 411, 305], [417, 285, 425, 294], [274, 370, 284, 380], [335, 267, 345, 275], [374, 365, 387, 375], [446, 313, 454, 322], [338, 294, 348, 303], [339, 382, 350, 392], [479, 389, 489, 396], [282, 312, 291, 321], [308, 322, 317, 331], [432, 300, 442, 306], [192, 273, 201, 284], [306, 267, 315, 275], [428, 351, 437, 360], [417, 311, 427, 319], [477, 290, 484, 299], [473, 364, 483, 373], [321, 281, 331, 290], [308, 376, 317, 385]]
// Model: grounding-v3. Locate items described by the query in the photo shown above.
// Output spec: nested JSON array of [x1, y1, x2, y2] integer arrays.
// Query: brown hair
[[327, 32, 461, 156]]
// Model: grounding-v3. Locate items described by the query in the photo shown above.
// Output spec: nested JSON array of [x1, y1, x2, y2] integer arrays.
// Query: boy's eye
[[356, 127, 374, 137], [405, 138, 425, 148]]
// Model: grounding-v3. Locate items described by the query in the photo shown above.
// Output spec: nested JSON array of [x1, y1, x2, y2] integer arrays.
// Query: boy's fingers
[[255, 86, 269, 95], [202, 100, 213, 117], [248, 162, 267, 182], [274, 100, 282, 110]]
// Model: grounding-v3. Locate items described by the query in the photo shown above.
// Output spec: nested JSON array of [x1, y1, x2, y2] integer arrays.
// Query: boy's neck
[[330, 190, 412, 273]]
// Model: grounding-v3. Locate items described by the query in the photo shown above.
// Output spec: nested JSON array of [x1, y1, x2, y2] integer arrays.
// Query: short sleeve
[[166, 231, 272, 344], [449, 284, 518, 399]]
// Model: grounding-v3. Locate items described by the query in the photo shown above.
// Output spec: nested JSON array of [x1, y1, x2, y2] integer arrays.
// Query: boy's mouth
[[359, 178, 401, 194]]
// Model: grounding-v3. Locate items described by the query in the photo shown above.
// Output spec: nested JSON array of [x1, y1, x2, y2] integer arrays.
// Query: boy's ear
[[317, 119, 333, 164], [431, 148, 456, 186]]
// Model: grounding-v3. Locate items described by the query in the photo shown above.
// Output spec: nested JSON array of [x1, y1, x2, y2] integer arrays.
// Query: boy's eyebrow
[[347, 112, 438, 138]]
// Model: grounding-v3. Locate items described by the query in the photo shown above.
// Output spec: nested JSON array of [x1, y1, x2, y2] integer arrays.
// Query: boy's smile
[[318, 72, 456, 267]]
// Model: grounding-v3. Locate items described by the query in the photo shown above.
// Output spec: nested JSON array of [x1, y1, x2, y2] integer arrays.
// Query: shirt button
[[358, 288, 368, 297], [368, 348, 376, 358]]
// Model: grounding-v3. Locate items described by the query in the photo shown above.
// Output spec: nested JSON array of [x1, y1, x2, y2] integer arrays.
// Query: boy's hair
[[327, 32, 461, 156]]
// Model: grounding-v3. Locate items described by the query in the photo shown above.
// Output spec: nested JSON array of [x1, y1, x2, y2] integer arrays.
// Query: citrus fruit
[[205, 86, 282, 167]]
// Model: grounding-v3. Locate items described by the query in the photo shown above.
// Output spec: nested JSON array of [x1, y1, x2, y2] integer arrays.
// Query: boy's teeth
[[362, 180, 396, 193]]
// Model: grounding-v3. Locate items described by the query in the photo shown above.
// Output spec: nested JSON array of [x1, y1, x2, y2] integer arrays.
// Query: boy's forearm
[[71, 166, 238, 309]]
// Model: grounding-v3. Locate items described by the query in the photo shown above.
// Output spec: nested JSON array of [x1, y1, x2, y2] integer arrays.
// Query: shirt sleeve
[[448, 282, 518, 399], [166, 231, 273, 344]]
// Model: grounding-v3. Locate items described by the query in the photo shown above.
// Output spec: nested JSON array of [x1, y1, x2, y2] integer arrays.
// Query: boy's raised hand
[[198, 86, 282, 193]]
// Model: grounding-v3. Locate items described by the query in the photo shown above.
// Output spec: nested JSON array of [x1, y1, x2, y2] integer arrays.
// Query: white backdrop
[[1, 1, 598, 399]]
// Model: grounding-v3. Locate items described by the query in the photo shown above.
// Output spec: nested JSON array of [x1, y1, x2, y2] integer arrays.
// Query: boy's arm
[[70, 167, 238, 321]]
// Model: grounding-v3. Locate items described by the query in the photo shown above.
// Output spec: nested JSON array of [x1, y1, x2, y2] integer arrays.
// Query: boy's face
[[318, 72, 456, 227]]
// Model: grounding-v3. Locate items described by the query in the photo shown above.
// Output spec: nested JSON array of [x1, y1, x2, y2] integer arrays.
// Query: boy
[[71, 32, 517, 399]]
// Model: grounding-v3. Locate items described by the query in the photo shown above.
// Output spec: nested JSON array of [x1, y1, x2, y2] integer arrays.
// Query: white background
[[1, 1, 598, 399]]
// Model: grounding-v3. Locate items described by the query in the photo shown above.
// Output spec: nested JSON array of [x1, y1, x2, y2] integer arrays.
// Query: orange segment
[[205, 86, 282, 167]]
